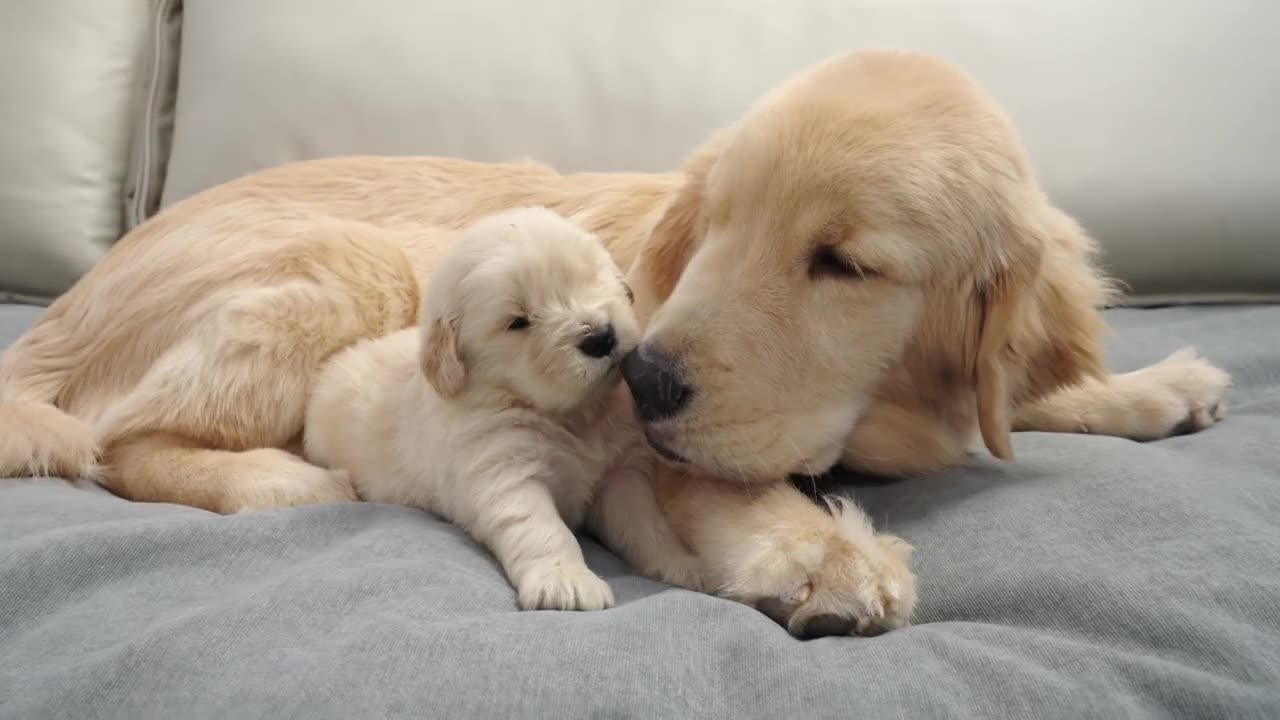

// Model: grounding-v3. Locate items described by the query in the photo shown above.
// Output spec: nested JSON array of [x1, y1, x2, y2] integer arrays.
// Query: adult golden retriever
[[0, 50, 1229, 637]]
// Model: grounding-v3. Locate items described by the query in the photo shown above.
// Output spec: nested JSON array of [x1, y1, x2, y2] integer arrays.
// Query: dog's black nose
[[578, 325, 617, 358], [621, 346, 692, 422]]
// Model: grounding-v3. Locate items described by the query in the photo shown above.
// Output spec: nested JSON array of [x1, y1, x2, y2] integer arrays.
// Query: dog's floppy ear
[[972, 203, 1111, 461], [973, 260, 1035, 461], [628, 131, 728, 314], [419, 282, 466, 398]]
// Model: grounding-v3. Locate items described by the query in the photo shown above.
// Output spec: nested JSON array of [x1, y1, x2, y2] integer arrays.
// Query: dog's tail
[[0, 402, 99, 479], [0, 331, 99, 480]]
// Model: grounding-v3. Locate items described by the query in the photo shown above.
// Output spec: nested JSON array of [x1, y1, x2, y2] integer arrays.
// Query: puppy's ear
[[421, 315, 464, 398], [973, 204, 1111, 461], [629, 131, 728, 313]]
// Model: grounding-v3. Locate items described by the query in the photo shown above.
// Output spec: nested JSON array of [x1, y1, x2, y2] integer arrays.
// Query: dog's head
[[419, 207, 639, 414], [623, 50, 1107, 480]]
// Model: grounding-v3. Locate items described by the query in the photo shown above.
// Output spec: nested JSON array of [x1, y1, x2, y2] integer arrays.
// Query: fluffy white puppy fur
[[304, 207, 659, 611]]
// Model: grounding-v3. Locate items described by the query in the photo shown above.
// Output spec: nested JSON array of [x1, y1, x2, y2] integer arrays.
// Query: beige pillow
[[0, 1, 179, 303]]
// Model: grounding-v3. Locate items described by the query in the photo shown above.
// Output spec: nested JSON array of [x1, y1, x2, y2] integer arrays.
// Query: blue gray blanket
[[2, 303, 1278, 719]]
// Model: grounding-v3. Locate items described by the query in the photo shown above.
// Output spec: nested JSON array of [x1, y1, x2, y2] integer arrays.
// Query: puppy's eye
[[623, 282, 635, 305], [809, 246, 877, 280], [507, 316, 531, 331]]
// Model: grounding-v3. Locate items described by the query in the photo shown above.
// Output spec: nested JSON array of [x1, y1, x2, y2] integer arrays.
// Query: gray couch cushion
[[160, 0, 1280, 302], [123, 0, 183, 231], [2, 301, 1279, 718], [0, 1, 178, 303]]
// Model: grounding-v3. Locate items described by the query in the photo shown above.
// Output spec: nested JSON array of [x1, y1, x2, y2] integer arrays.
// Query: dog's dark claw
[[796, 613, 857, 639]]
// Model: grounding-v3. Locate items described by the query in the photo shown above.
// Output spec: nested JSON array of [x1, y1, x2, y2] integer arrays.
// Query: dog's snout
[[621, 346, 692, 422], [578, 324, 617, 358]]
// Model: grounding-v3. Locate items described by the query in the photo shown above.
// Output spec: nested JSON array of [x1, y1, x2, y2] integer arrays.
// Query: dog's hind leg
[[1013, 348, 1231, 441], [95, 228, 419, 513], [104, 432, 357, 513]]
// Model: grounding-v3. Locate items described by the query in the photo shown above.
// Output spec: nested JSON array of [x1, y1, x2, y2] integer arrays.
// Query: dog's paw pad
[[745, 534, 916, 639], [796, 613, 858, 639], [1119, 347, 1232, 440]]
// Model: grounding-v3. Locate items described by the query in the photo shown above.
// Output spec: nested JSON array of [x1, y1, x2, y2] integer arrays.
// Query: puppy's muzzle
[[621, 345, 692, 423]]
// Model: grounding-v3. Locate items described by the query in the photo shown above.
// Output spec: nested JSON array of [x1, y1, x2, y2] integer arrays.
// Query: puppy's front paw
[[1119, 347, 1231, 440], [725, 498, 916, 639], [518, 564, 615, 611]]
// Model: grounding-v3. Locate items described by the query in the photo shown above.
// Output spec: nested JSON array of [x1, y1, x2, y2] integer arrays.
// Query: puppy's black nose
[[621, 346, 692, 422], [578, 325, 617, 358]]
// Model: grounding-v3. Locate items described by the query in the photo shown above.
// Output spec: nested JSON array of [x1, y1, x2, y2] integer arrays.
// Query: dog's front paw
[[518, 564, 615, 611], [723, 497, 916, 638], [1118, 347, 1231, 440]]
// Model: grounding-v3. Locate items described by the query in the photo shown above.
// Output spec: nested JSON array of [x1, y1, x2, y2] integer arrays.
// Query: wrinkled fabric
[[2, 303, 1278, 719]]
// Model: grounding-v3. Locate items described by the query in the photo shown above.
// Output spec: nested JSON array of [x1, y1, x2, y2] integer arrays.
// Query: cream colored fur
[[305, 207, 697, 609], [0, 50, 1230, 636]]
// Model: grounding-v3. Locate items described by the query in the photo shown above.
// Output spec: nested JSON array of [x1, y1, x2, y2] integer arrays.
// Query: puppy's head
[[419, 206, 639, 414], [623, 50, 1105, 480]]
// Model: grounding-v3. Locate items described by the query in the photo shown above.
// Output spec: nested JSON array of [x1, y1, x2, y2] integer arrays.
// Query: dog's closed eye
[[507, 315, 531, 331], [809, 246, 878, 281]]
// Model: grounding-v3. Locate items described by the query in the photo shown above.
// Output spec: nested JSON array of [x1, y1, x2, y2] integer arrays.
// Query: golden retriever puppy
[[0, 50, 1229, 637], [304, 207, 680, 610]]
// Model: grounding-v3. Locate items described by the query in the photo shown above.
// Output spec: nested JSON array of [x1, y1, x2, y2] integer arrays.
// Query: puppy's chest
[[539, 432, 614, 523]]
